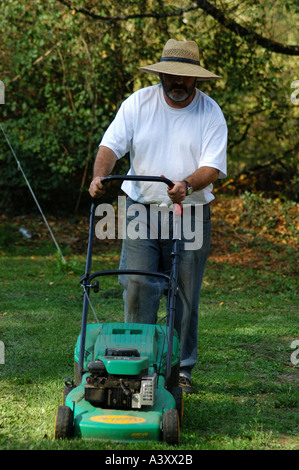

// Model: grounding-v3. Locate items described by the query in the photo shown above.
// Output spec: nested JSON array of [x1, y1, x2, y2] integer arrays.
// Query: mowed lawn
[[0, 195, 298, 450]]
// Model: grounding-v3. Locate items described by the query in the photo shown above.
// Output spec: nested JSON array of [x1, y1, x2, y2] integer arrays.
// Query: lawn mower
[[54, 176, 183, 445]]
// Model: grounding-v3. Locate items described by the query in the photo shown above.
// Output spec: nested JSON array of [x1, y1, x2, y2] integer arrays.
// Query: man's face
[[160, 73, 196, 104]]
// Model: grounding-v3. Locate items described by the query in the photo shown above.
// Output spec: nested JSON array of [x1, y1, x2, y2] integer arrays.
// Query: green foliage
[[0, 0, 298, 213]]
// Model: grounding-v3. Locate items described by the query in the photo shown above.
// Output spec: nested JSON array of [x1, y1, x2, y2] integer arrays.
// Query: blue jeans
[[119, 197, 211, 380]]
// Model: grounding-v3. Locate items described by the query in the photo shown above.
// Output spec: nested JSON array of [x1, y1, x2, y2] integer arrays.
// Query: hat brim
[[139, 61, 221, 80]]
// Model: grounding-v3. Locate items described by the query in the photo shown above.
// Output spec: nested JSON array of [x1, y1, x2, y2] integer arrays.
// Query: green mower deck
[[55, 322, 182, 444]]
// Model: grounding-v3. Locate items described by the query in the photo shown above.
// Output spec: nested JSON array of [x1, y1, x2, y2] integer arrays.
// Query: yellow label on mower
[[90, 415, 146, 424]]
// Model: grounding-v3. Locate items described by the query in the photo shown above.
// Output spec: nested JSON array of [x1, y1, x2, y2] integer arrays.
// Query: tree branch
[[56, 0, 199, 21], [57, 0, 299, 56], [194, 0, 299, 56]]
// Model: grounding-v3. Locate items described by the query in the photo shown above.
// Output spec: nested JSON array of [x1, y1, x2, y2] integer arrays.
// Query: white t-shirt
[[100, 84, 227, 205]]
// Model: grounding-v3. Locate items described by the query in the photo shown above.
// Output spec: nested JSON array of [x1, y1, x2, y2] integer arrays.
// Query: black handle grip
[[101, 175, 174, 188]]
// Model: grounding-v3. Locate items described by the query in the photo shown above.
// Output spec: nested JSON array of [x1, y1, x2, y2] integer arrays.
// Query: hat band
[[161, 56, 201, 66]]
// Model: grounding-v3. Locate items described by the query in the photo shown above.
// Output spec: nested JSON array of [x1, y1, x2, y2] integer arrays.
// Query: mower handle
[[79, 174, 181, 381], [98, 174, 182, 215], [101, 174, 174, 188]]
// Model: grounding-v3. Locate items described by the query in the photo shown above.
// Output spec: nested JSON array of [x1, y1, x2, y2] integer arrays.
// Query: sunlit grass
[[0, 250, 298, 450]]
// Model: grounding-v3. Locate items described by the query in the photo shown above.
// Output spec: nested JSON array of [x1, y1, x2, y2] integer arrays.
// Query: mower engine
[[84, 348, 157, 410]]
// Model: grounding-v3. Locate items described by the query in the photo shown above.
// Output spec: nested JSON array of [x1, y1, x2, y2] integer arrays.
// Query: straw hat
[[139, 39, 220, 80]]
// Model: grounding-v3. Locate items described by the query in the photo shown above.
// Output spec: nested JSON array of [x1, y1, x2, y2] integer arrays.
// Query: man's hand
[[167, 181, 186, 203], [89, 176, 105, 198]]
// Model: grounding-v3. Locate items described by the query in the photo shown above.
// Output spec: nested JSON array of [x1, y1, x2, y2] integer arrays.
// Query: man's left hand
[[167, 181, 186, 203]]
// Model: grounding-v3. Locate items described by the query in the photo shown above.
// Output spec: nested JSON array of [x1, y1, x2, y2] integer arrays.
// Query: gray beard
[[161, 77, 196, 104], [166, 89, 192, 102]]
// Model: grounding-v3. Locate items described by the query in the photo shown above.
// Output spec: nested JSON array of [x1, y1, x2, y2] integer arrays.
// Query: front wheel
[[54, 405, 74, 439], [162, 409, 180, 445]]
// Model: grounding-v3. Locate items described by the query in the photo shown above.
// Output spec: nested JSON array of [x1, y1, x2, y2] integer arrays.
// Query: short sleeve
[[199, 122, 227, 178], [100, 97, 134, 159]]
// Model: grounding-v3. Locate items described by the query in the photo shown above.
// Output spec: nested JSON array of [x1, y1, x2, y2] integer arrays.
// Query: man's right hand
[[89, 176, 105, 198]]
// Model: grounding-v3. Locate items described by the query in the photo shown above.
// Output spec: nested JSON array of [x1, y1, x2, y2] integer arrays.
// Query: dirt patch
[[209, 196, 298, 275]]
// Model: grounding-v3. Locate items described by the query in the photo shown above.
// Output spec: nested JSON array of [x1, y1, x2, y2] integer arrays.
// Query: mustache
[[170, 84, 188, 91]]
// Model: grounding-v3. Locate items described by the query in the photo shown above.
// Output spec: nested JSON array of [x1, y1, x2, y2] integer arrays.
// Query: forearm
[[185, 166, 220, 191], [167, 166, 220, 203], [89, 146, 117, 198], [93, 145, 117, 178]]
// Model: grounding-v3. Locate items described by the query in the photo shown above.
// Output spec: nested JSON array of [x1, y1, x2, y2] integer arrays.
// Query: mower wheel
[[54, 405, 74, 439], [162, 409, 180, 445], [172, 386, 183, 424]]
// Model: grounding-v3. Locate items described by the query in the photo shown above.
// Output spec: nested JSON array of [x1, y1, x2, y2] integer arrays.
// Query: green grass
[[0, 224, 298, 450]]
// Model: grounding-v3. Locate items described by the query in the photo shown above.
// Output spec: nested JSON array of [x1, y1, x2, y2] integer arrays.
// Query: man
[[89, 39, 227, 394]]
